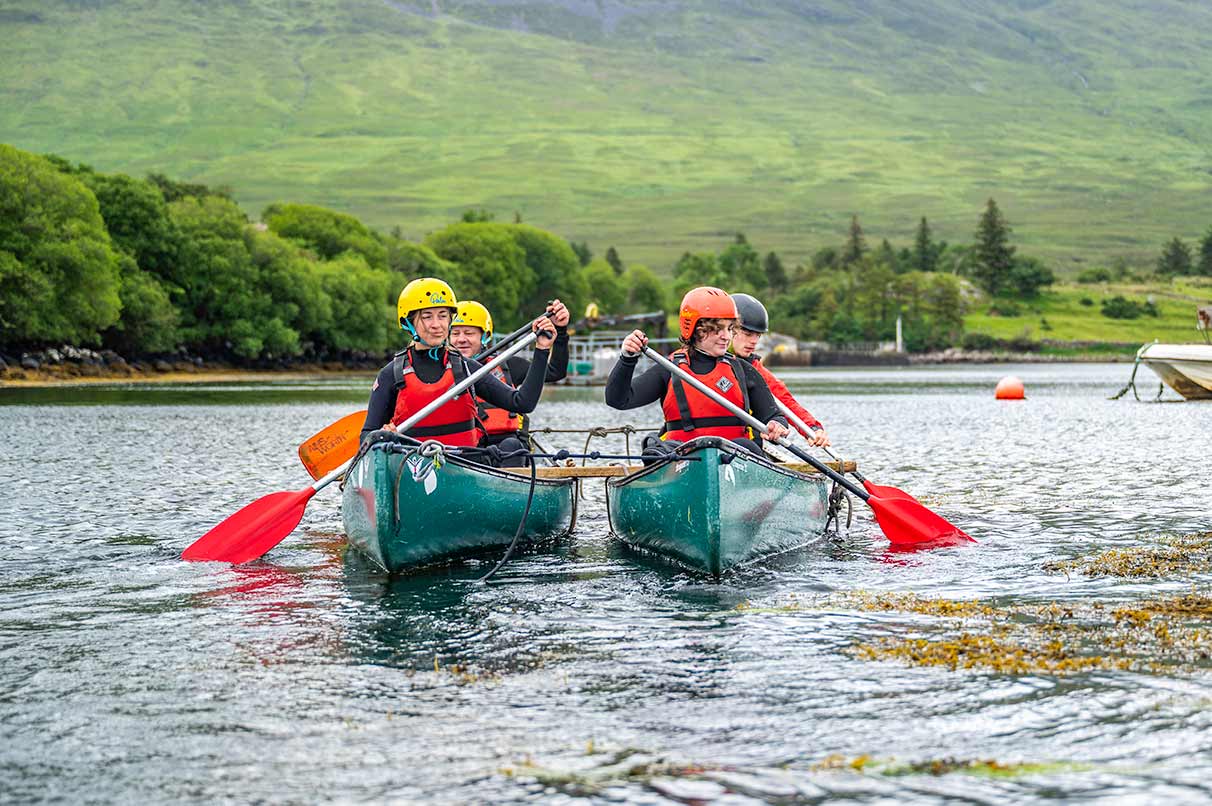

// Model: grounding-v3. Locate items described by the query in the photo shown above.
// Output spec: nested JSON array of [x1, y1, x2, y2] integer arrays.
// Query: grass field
[[2, 1, 1211, 271], [963, 279, 1212, 348]]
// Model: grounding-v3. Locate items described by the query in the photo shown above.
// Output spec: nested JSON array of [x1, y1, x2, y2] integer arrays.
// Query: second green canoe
[[606, 436, 831, 575]]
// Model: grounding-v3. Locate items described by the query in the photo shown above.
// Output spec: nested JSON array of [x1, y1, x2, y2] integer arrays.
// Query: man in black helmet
[[729, 293, 830, 447]]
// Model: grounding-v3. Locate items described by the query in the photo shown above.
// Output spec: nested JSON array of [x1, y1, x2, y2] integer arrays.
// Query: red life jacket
[[389, 349, 480, 447], [477, 364, 525, 436], [660, 349, 752, 441]]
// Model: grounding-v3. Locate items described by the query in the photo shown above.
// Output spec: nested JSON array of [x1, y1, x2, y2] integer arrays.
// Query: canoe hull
[[1140, 343, 1212, 400], [606, 437, 831, 575], [341, 446, 576, 573]]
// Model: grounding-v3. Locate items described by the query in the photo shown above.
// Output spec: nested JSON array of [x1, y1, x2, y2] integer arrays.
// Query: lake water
[[2, 363, 1210, 803]]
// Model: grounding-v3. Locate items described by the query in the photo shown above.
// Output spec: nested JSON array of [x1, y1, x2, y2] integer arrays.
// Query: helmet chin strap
[[404, 317, 448, 360]]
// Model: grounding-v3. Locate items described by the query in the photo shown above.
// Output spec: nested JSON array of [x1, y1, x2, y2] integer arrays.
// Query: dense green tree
[[0, 144, 122, 347], [569, 240, 593, 267], [424, 222, 532, 323], [763, 251, 788, 293], [315, 253, 392, 352], [461, 208, 495, 223], [718, 236, 764, 292], [1157, 236, 1193, 277], [146, 173, 231, 202], [673, 251, 726, 295], [972, 198, 1015, 296], [605, 246, 624, 276], [85, 172, 180, 276], [1198, 227, 1212, 277], [874, 238, 899, 272], [1006, 256, 1055, 298], [622, 264, 666, 313], [385, 237, 453, 280], [911, 216, 941, 272], [812, 247, 839, 272], [768, 284, 823, 340], [508, 224, 589, 324], [103, 254, 180, 354], [263, 203, 387, 268], [841, 214, 868, 267], [583, 258, 627, 313], [171, 195, 301, 359]]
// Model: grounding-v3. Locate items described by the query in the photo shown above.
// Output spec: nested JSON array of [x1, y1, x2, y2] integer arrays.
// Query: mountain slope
[[2, 0, 1210, 269]]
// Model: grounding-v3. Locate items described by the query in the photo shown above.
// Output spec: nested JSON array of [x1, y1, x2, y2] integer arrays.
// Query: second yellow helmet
[[453, 301, 494, 346]]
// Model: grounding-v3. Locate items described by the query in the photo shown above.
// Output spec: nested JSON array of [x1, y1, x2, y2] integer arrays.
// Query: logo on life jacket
[[715, 377, 734, 393]]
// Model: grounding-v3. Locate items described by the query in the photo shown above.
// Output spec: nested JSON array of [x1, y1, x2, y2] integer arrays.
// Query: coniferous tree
[[1157, 237, 1192, 277], [841, 214, 867, 267], [763, 251, 788, 293], [912, 216, 938, 272], [569, 240, 592, 267], [972, 199, 1015, 296], [1196, 227, 1212, 277], [605, 246, 624, 275]]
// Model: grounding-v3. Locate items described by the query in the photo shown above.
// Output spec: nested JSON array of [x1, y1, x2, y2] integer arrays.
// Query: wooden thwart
[[504, 459, 856, 479]]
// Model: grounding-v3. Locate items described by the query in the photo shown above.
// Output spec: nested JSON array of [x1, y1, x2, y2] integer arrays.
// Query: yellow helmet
[[397, 278, 458, 330], [453, 301, 494, 346]]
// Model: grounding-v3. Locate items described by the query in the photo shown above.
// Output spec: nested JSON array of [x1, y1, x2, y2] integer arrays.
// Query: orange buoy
[[995, 376, 1025, 400]]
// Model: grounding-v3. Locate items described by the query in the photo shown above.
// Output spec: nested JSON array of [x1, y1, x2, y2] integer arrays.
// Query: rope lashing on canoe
[[528, 425, 658, 462]]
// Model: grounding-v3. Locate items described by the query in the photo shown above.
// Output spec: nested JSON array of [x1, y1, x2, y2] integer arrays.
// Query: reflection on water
[[2, 363, 1211, 803]]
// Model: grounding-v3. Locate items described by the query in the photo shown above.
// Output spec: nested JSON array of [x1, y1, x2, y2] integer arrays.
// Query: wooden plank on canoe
[[504, 460, 857, 479]]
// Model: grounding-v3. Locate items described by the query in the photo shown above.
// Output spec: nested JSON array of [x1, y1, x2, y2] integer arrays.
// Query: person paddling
[[605, 286, 789, 459], [449, 298, 571, 454], [360, 278, 557, 466], [728, 293, 831, 448]]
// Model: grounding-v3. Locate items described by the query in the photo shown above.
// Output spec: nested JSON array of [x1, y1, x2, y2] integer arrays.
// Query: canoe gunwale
[[606, 436, 821, 490]]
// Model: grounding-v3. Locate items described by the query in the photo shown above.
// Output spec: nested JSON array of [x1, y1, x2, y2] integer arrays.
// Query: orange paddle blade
[[298, 410, 365, 480], [181, 487, 316, 563], [868, 495, 975, 546]]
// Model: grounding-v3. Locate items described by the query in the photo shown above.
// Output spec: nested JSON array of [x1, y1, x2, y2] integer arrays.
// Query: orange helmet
[[679, 286, 738, 341]]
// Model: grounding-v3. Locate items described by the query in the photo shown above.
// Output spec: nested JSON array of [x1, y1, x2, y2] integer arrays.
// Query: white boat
[[1139, 342, 1212, 400], [1116, 307, 1212, 401]]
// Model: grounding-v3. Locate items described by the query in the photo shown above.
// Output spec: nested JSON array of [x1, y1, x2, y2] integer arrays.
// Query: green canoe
[[606, 437, 831, 576], [341, 442, 577, 573]]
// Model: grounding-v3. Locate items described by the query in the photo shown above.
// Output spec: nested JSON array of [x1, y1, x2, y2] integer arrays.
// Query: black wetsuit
[[480, 328, 570, 449], [604, 348, 787, 457], [360, 345, 551, 441]]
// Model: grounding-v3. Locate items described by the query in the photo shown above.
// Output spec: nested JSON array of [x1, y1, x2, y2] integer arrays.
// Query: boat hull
[[341, 445, 576, 573], [606, 437, 830, 575], [1140, 343, 1212, 400]]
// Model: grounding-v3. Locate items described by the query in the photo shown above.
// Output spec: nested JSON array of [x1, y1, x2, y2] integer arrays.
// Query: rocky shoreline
[[0, 346, 388, 385]]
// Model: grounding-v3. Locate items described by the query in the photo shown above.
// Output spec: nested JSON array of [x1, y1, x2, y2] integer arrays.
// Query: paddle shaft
[[640, 347, 871, 501], [473, 311, 548, 363], [772, 399, 870, 484], [309, 332, 542, 494]]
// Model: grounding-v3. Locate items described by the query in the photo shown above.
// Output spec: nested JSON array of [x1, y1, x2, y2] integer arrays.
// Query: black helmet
[[730, 293, 768, 333]]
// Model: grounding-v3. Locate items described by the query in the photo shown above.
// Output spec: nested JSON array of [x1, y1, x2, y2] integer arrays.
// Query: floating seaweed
[[1044, 532, 1212, 578]]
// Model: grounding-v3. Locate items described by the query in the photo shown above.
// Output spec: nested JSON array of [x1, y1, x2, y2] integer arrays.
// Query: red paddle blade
[[181, 487, 316, 564], [861, 478, 921, 504], [867, 495, 975, 547], [299, 410, 365, 480]]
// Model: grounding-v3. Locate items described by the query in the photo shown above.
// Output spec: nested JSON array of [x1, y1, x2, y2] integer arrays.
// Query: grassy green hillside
[[964, 279, 1212, 347], [3, 1, 1211, 270]]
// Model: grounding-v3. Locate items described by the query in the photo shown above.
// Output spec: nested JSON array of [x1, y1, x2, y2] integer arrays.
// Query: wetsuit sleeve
[[739, 360, 788, 428], [468, 349, 550, 413], [754, 359, 822, 434], [360, 363, 398, 439], [545, 328, 570, 382], [604, 355, 670, 410], [506, 356, 530, 381]]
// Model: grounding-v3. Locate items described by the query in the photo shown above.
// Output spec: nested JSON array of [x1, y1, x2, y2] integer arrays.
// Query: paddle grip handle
[[642, 347, 870, 501], [474, 311, 551, 362]]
